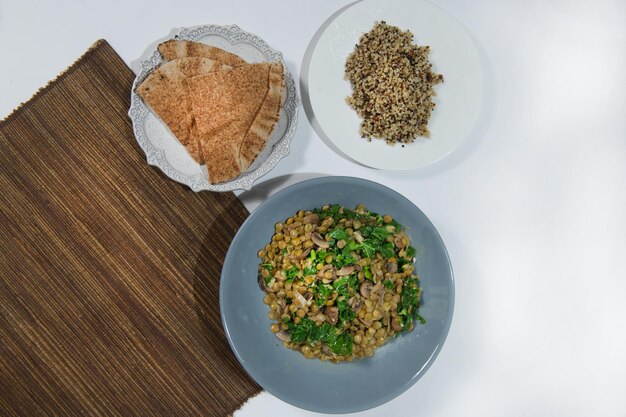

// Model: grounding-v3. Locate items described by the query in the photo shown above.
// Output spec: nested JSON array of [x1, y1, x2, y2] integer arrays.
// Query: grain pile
[[345, 21, 444, 145]]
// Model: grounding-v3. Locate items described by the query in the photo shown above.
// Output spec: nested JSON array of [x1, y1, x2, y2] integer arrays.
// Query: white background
[[1, 1, 625, 416]]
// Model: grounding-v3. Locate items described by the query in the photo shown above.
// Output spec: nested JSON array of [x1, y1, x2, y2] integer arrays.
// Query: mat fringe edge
[[229, 390, 264, 417]]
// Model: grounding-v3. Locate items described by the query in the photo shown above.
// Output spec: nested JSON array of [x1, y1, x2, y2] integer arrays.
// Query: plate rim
[[220, 176, 455, 413], [127, 24, 300, 192]]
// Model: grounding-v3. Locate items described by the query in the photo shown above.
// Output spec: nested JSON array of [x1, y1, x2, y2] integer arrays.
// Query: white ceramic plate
[[128, 25, 299, 191], [308, 0, 483, 170]]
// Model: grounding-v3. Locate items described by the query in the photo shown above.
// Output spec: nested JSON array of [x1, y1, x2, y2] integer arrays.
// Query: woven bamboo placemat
[[0, 39, 260, 416]]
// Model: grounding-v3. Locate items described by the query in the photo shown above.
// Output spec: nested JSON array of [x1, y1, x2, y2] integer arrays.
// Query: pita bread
[[158, 40, 246, 67], [136, 57, 227, 163], [185, 63, 272, 184], [239, 62, 285, 172]]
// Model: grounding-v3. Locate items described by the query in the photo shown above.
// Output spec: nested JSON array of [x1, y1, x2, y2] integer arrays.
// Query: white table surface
[[1, 0, 625, 416]]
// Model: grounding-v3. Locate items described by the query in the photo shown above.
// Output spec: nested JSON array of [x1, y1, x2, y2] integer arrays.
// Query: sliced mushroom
[[349, 296, 363, 312], [325, 306, 339, 325], [275, 331, 291, 342], [311, 232, 329, 249], [394, 233, 407, 248], [372, 281, 385, 308], [359, 316, 374, 327], [258, 273, 268, 291], [360, 280, 374, 298], [318, 264, 336, 283], [289, 247, 311, 261], [294, 291, 307, 308], [321, 344, 333, 355], [303, 291, 314, 301], [353, 231, 364, 243], [303, 213, 320, 224], [386, 262, 398, 274], [336, 265, 355, 276]]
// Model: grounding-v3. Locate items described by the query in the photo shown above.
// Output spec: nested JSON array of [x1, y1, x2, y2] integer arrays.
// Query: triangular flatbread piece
[[185, 63, 272, 184], [158, 40, 246, 67], [239, 62, 285, 172], [136, 57, 227, 163]]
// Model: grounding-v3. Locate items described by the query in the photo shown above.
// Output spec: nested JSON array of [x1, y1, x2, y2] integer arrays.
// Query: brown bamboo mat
[[0, 39, 260, 416]]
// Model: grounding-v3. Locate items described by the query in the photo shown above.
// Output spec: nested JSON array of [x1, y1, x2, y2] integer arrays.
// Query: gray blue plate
[[220, 177, 454, 413]]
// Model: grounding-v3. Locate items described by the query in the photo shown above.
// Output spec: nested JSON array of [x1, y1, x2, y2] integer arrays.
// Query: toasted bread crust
[[158, 40, 246, 67], [239, 62, 285, 172]]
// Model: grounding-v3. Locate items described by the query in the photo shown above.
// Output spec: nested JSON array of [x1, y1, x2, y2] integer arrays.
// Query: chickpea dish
[[257, 204, 424, 362]]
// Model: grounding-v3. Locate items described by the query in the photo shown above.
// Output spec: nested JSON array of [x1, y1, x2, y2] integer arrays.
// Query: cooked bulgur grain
[[345, 21, 444, 145]]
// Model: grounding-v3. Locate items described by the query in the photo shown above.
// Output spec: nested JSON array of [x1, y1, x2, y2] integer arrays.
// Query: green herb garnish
[[287, 318, 353, 355], [397, 277, 424, 331], [285, 265, 299, 284]]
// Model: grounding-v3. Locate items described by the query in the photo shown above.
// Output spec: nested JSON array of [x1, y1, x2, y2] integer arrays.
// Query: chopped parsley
[[285, 265, 299, 284], [287, 318, 353, 355], [314, 282, 332, 306], [397, 277, 424, 331]]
